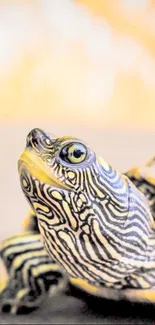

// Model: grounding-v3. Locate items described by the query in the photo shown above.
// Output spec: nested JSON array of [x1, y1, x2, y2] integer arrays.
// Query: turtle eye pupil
[[73, 149, 84, 158]]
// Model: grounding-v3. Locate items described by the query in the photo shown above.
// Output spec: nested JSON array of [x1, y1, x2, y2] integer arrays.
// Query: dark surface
[[0, 287, 155, 324]]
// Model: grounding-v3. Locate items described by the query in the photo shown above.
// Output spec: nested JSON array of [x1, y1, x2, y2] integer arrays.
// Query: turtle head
[[18, 128, 153, 286], [18, 127, 96, 198]]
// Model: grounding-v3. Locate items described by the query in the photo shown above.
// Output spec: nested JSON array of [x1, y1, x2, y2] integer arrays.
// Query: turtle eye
[[59, 143, 87, 164]]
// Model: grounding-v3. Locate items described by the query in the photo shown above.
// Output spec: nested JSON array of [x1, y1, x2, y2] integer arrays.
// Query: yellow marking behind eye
[[98, 156, 110, 171]]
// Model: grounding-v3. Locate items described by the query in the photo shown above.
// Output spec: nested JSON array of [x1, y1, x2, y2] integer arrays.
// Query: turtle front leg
[[0, 232, 67, 314]]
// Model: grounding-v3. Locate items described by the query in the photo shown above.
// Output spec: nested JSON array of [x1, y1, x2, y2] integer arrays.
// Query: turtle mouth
[[18, 149, 70, 190]]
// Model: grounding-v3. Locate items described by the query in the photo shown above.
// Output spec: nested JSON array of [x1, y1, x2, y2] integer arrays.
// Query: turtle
[[0, 127, 155, 315]]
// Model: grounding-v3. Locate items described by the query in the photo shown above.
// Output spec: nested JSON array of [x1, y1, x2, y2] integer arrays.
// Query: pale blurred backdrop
[[0, 0, 155, 245]]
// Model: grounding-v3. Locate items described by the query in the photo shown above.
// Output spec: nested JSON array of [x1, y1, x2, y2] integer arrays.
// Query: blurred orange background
[[1, 0, 155, 129], [0, 0, 155, 244]]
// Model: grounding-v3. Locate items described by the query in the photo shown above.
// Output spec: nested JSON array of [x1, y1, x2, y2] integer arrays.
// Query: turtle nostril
[[26, 128, 56, 150], [26, 128, 43, 148]]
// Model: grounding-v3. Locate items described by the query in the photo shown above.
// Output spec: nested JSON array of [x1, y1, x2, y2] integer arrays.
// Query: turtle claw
[[0, 301, 18, 315], [0, 284, 39, 314], [0, 303, 11, 314]]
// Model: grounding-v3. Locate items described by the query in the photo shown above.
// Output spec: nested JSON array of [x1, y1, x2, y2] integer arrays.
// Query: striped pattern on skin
[[0, 232, 65, 313], [18, 129, 155, 291]]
